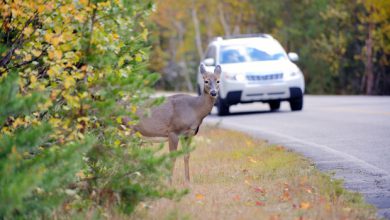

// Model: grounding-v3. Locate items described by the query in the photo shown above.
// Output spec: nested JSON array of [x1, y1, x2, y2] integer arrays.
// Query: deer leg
[[168, 132, 179, 183], [182, 136, 192, 182]]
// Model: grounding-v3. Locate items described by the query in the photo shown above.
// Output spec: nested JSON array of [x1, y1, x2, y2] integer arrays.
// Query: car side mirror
[[288, 52, 299, 62], [203, 58, 215, 66]]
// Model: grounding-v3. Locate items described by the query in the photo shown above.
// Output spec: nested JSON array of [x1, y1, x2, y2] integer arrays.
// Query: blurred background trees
[[150, 0, 390, 95]]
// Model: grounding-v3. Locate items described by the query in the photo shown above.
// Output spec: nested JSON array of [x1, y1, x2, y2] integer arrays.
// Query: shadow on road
[[210, 109, 294, 117]]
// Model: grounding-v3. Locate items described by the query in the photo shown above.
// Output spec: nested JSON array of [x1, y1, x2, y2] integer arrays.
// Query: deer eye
[[204, 80, 209, 84], [217, 80, 220, 83]]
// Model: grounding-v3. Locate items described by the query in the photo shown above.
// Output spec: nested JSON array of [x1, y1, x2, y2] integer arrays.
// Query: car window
[[204, 46, 216, 60], [219, 44, 286, 64]]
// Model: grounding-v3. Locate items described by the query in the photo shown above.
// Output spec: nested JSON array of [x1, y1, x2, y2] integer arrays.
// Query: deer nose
[[210, 90, 217, 97]]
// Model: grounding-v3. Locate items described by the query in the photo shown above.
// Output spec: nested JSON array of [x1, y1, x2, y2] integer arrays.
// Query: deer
[[133, 64, 221, 182]]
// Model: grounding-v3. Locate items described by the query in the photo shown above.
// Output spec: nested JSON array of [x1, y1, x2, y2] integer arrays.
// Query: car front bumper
[[220, 77, 304, 104]]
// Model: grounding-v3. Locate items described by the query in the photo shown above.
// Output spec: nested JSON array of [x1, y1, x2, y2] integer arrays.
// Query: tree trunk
[[364, 21, 374, 95], [191, 6, 203, 59], [191, 7, 203, 60], [178, 60, 194, 92], [218, 3, 231, 36], [173, 20, 194, 92]]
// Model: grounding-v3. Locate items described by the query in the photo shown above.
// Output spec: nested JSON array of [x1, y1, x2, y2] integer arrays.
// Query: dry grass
[[131, 126, 378, 220]]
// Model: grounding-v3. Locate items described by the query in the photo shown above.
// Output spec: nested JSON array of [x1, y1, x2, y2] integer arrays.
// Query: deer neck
[[195, 91, 216, 119]]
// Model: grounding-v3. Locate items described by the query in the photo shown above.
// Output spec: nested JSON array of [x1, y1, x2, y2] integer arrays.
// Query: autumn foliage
[[0, 0, 182, 218], [150, 0, 390, 94]]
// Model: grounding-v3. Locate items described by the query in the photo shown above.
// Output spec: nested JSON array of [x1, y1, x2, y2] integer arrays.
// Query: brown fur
[[134, 64, 221, 181]]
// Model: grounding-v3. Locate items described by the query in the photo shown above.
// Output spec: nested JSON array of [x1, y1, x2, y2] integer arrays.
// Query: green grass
[[130, 126, 378, 220]]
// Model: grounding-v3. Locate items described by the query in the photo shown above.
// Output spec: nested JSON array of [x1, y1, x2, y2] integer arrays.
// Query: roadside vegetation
[[132, 126, 378, 220], [0, 0, 184, 219]]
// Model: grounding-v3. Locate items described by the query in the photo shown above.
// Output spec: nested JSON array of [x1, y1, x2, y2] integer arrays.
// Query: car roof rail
[[220, 33, 273, 40]]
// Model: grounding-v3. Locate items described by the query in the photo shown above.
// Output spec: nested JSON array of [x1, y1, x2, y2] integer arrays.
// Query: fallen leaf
[[255, 201, 265, 206], [343, 207, 352, 212], [299, 202, 311, 209], [233, 194, 240, 201], [248, 156, 258, 163], [254, 187, 266, 194], [195, 193, 204, 200], [280, 190, 290, 201]]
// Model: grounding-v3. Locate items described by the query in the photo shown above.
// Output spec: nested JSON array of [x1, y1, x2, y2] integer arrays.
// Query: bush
[[0, 0, 183, 218]]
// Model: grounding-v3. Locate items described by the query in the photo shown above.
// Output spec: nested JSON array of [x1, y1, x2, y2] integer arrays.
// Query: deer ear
[[199, 63, 206, 75], [214, 65, 221, 76]]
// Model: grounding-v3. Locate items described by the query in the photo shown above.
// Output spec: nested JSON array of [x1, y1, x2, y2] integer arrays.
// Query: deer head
[[200, 64, 221, 97]]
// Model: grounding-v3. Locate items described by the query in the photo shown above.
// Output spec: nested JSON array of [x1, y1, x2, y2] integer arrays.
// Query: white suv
[[197, 34, 305, 116]]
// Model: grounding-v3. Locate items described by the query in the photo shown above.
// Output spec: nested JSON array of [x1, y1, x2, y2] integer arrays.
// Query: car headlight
[[288, 69, 302, 78], [223, 72, 246, 82]]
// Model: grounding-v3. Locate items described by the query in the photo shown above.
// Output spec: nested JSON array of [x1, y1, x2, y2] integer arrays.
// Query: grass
[[131, 126, 378, 220]]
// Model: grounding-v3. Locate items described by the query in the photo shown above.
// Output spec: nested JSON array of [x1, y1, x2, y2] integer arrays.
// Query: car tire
[[269, 101, 281, 111], [289, 96, 303, 111], [217, 96, 229, 116]]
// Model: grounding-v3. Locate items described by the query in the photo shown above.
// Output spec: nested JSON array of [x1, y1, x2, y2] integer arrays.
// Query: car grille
[[246, 73, 283, 82]]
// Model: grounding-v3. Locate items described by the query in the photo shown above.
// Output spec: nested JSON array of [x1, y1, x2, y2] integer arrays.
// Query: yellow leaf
[[31, 49, 41, 57], [116, 117, 122, 124], [114, 140, 121, 146], [60, 5, 68, 14], [195, 193, 204, 200], [248, 156, 258, 163], [51, 36, 60, 46], [77, 132, 85, 139], [12, 118, 24, 128], [112, 33, 119, 40], [74, 14, 86, 22], [300, 202, 311, 210], [37, 4, 45, 13], [23, 54, 32, 62], [141, 28, 148, 41], [135, 54, 142, 62], [48, 49, 63, 60], [49, 118, 61, 128], [135, 131, 143, 138], [63, 76, 75, 89], [47, 67, 57, 78], [131, 106, 137, 113], [23, 26, 34, 36], [44, 32, 53, 43], [76, 170, 85, 179], [79, 0, 88, 6], [48, 50, 55, 60], [30, 75, 37, 83], [11, 146, 17, 154]]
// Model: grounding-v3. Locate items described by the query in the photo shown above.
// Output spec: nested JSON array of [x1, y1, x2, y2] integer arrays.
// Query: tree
[[150, 0, 390, 94], [0, 73, 92, 219], [1, 0, 184, 217]]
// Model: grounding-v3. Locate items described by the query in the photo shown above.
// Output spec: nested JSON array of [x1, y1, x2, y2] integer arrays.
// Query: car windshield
[[219, 44, 286, 64]]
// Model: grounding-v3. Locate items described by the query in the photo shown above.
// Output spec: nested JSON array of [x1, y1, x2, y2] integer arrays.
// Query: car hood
[[220, 60, 299, 74]]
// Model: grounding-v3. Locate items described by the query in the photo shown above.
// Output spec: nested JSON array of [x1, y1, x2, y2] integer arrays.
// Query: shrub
[[0, 0, 183, 218]]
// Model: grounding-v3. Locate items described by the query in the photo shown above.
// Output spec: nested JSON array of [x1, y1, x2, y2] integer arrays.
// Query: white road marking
[[205, 118, 390, 176]]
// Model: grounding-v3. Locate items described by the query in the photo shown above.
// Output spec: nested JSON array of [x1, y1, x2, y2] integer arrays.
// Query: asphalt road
[[204, 95, 390, 219]]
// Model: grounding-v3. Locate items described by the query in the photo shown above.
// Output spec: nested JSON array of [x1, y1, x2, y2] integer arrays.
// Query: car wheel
[[289, 96, 303, 111], [217, 96, 229, 116], [269, 101, 281, 111]]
